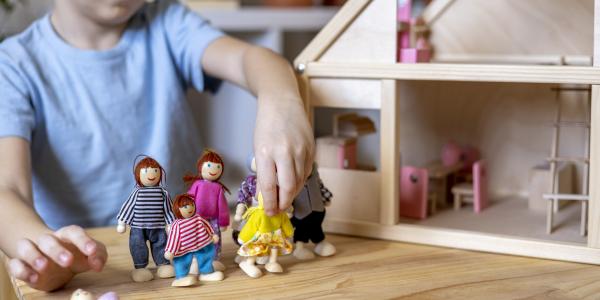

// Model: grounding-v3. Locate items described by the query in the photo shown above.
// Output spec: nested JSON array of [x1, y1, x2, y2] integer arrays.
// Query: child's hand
[[254, 96, 314, 216], [8, 225, 107, 292], [212, 234, 220, 244]]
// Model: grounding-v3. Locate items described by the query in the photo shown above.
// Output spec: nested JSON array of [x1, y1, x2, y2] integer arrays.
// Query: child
[[164, 194, 223, 287], [0, 0, 313, 292]]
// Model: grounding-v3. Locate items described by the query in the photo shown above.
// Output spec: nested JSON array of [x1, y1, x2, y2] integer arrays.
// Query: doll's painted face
[[71, 289, 94, 300], [201, 162, 222, 181], [140, 167, 161, 187], [179, 203, 196, 219]]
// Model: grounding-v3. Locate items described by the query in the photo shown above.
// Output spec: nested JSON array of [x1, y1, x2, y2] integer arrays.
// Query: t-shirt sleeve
[[159, 0, 225, 92], [0, 53, 35, 141]]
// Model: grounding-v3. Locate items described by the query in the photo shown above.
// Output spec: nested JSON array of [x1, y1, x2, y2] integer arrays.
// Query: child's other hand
[[212, 234, 220, 244], [8, 225, 108, 291], [255, 96, 314, 216]]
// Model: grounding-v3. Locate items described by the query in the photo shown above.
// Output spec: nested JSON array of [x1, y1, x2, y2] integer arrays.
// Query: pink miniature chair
[[400, 166, 429, 219], [441, 141, 462, 167], [451, 160, 488, 213]]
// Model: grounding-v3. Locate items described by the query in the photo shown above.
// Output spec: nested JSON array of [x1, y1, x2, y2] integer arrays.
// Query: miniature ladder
[[544, 86, 591, 236]]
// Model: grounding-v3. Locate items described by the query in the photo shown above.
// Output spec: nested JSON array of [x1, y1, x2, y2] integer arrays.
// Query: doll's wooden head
[[197, 149, 224, 181], [172, 194, 196, 219], [134, 156, 164, 187]]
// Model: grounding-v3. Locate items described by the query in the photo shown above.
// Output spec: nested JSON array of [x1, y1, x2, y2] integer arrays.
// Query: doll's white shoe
[[314, 240, 336, 257], [234, 255, 244, 264], [199, 271, 224, 282], [131, 268, 153, 282], [189, 257, 199, 275], [293, 242, 315, 260], [171, 275, 197, 287], [256, 256, 269, 265], [156, 264, 175, 278], [265, 262, 283, 273], [212, 260, 226, 271], [239, 260, 263, 278]]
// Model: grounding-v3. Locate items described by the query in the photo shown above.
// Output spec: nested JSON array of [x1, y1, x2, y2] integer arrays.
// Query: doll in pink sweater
[[183, 149, 230, 271]]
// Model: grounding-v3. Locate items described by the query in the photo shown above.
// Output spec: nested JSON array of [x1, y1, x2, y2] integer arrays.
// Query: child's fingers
[[303, 147, 314, 181], [275, 155, 297, 211], [36, 233, 73, 268], [9, 258, 39, 284], [87, 241, 108, 272], [54, 225, 97, 256], [16, 239, 48, 272], [255, 153, 278, 215], [293, 148, 308, 186]]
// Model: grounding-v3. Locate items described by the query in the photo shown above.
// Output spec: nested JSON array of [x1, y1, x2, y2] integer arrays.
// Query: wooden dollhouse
[[295, 0, 600, 264]]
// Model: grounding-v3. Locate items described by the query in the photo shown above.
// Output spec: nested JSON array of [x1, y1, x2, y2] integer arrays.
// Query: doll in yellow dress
[[237, 192, 294, 278]]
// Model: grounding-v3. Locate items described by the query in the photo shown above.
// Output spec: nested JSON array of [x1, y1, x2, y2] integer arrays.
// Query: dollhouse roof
[[295, 0, 599, 85]]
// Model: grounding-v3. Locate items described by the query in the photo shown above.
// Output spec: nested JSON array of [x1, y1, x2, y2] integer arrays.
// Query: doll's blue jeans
[[173, 244, 216, 279], [129, 227, 170, 269]]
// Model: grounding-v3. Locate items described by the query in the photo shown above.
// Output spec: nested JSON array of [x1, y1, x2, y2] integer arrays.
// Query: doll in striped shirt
[[164, 194, 224, 287], [116, 156, 176, 282]]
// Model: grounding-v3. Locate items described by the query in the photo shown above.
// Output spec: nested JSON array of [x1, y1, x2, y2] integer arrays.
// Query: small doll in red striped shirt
[[164, 194, 224, 287]]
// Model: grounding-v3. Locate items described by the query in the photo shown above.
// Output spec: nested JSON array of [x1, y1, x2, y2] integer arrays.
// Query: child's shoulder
[[0, 17, 46, 67]]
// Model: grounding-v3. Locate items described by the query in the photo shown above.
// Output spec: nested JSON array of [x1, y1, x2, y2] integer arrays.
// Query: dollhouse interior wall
[[312, 0, 594, 244]]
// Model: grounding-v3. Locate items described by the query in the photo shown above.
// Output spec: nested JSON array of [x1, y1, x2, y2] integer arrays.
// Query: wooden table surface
[[11, 227, 600, 299]]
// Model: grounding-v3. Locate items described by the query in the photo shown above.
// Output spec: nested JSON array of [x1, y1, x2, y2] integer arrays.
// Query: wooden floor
[[10, 227, 600, 300]]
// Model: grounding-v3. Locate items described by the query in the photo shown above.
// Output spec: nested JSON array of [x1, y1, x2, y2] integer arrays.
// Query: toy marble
[[291, 164, 336, 260], [183, 149, 230, 272], [237, 192, 294, 278], [116, 156, 175, 282], [164, 194, 224, 287]]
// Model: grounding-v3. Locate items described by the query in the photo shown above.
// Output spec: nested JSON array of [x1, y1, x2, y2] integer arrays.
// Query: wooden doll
[[291, 163, 336, 260], [70, 289, 118, 300], [237, 192, 294, 278], [116, 156, 176, 282], [233, 155, 258, 244], [164, 194, 224, 287], [183, 149, 230, 271]]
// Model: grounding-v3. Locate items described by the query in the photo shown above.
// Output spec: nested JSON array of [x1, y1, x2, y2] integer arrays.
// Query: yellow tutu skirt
[[237, 229, 293, 257]]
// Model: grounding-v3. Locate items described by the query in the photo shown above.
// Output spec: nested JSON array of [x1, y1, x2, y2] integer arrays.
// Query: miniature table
[[425, 160, 464, 213], [9, 226, 600, 299]]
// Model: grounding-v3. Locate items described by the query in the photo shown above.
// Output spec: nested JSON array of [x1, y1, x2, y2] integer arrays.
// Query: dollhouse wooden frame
[[295, 0, 600, 264]]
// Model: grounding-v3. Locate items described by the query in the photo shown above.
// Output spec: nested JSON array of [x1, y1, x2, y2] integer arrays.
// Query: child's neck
[[51, 5, 128, 51]]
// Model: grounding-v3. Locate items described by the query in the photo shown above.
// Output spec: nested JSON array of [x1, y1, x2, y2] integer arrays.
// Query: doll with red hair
[[183, 149, 230, 271], [164, 194, 224, 287], [116, 156, 176, 282]]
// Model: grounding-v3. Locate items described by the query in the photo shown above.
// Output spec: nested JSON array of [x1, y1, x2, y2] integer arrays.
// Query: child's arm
[[0, 137, 107, 291], [202, 37, 314, 216]]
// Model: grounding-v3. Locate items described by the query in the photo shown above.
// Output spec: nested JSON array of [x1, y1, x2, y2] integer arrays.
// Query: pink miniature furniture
[[400, 166, 430, 219], [397, 0, 432, 63], [451, 160, 488, 213]]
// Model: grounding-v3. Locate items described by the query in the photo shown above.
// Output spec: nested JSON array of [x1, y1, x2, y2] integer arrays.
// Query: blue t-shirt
[[0, 0, 224, 229]]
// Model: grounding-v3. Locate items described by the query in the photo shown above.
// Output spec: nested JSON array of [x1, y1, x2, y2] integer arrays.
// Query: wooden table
[[425, 160, 464, 213], [10, 227, 600, 299]]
